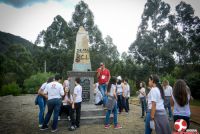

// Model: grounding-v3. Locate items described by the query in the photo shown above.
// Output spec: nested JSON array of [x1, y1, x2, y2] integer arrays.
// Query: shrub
[[0, 82, 21, 96], [23, 72, 54, 94], [161, 74, 176, 87], [185, 72, 200, 99]]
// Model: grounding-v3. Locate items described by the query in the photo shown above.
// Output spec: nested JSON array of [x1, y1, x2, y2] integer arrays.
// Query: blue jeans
[[43, 98, 62, 130], [38, 95, 46, 125], [99, 84, 108, 105], [145, 110, 152, 134], [140, 97, 147, 116], [164, 96, 172, 118], [105, 102, 118, 126]]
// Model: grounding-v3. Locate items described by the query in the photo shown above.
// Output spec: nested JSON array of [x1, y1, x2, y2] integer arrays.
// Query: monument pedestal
[[66, 71, 108, 124]]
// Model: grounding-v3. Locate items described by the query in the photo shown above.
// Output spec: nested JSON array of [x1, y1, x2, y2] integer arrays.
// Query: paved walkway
[[0, 95, 199, 134]]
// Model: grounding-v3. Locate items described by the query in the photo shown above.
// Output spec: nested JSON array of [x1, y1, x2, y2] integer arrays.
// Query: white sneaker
[[58, 116, 61, 121], [39, 124, 42, 128], [68, 116, 71, 121]]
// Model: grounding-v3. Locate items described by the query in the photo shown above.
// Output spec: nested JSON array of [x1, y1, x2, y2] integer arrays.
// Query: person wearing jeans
[[104, 77, 122, 129], [97, 62, 110, 106], [40, 74, 64, 132], [162, 80, 173, 120], [37, 77, 53, 127]]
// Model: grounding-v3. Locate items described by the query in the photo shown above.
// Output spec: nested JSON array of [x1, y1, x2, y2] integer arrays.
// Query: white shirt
[[116, 84, 123, 94], [109, 84, 116, 97], [74, 84, 82, 103], [44, 81, 64, 100], [124, 84, 130, 98], [40, 82, 47, 91], [147, 87, 165, 110], [95, 90, 103, 104], [172, 94, 191, 117], [164, 85, 173, 97], [139, 87, 146, 98]]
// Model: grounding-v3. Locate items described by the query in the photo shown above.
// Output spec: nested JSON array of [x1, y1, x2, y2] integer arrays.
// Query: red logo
[[174, 119, 187, 132]]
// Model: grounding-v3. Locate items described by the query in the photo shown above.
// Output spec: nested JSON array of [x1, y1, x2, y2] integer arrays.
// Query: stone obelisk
[[73, 26, 91, 71], [67, 27, 107, 124], [68, 26, 95, 103]]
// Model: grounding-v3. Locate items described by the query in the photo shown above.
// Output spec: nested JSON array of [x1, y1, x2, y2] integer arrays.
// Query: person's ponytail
[[150, 75, 164, 100]]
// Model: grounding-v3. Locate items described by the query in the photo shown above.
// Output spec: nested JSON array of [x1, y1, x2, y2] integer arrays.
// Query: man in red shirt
[[97, 62, 111, 106]]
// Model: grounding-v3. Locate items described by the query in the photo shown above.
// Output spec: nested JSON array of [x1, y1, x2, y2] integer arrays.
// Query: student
[[37, 77, 54, 127], [104, 77, 122, 129], [58, 87, 73, 121], [171, 79, 191, 129], [162, 79, 173, 120], [116, 77, 128, 114], [94, 83, 103, 105], [69, 78, 82, 131], [124, 79, 130, 111], [40, 74, 64, 132], [145, 75, 171, 134], [138, 81, 147, 118]]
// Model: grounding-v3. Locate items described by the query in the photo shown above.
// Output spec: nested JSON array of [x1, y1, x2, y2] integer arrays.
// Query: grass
[[190, 99, 200, 106]]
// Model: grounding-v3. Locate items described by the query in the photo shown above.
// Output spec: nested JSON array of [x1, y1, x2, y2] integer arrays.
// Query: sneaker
[[126, 112, 129, 115], [67, 116, 71, 121], [104, 124, 110, 129], [58, 116, 61, 121], [51, 129, 57, 133], [39, 124, 42, 128], [40, 125, 48, 131], [68, 126, 76, 131], [114, 124, 122, 129], [140, 116, 144, 118]]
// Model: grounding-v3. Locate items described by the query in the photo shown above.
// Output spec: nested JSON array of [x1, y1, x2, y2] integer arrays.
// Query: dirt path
[[0, 95, 199, 134]]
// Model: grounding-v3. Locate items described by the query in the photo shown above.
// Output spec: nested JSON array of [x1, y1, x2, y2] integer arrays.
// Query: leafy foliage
[[0, 82, 21, 96], [24, 72, 54, 94]]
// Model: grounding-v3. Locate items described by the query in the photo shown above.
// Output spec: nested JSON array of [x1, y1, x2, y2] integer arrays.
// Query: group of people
[[137, 75, 191, 134], [36, 62, 192, 133], [94, 62, 131, 129], [37, 75, 82, 132]]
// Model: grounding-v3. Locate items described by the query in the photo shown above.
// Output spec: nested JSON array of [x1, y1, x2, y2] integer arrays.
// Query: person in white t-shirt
[[58, 87, 73, 121], [145, 75, 171, 134], [40, 74, 64, 132], [170, 79, 191, 129], [69, 78, 82, 131], [37, 77, 54, 127], [138, 81, 147, 118], [93, 82, 103, 105], [162, 79, 173, 120], [123, 79, 130, 111]]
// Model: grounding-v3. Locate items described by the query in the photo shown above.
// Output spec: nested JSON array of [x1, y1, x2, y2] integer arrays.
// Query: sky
[[0, 0, 200, 54]]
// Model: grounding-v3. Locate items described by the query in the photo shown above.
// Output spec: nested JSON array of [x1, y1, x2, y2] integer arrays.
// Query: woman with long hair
[[171, 79, 191, 129], [145, 75, 171, 134]]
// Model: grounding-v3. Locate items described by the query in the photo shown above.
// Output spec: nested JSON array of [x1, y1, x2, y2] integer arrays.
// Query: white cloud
[[0, 0, 199, 54], [0, 1, 74, 43]]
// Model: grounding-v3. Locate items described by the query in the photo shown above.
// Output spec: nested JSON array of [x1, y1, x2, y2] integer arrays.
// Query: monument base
[[60, 103, 113, 125]]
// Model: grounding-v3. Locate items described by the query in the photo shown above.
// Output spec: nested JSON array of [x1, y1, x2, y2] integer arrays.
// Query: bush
[[0, 82, 21, 96], [23, 72, 54, 94], [185, 72, 200, 99], [161, 74, 176, 87]]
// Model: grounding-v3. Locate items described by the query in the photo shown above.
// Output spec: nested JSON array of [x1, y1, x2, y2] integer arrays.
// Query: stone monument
[[67, 26, 106, 124]]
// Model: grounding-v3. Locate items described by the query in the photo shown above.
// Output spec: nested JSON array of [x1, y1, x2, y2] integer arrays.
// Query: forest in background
[[0, 0, 199, 98]]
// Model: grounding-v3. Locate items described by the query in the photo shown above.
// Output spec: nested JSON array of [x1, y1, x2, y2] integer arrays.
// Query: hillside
[[0, 31, 35, 53]]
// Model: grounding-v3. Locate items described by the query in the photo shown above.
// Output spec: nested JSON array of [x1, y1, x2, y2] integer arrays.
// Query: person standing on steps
[[96, 62, 111, 107]]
